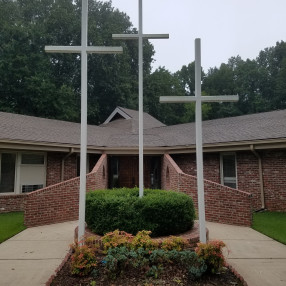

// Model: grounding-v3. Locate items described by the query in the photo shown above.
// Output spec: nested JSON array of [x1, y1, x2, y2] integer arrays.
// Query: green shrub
[[101, 230, 134, 251], [195, 240, 226, 274], [86, 188, 195, 237], [103, 246, 206, 280], [70, 244, 98, 276]]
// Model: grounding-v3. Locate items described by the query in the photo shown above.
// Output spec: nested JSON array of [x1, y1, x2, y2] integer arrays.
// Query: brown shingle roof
[[101, 107, 165, 132], [0, 108, 285, 149], [147, 109, 286, 147]]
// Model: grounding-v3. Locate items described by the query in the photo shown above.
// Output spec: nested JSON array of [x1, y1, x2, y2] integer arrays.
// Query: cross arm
[[112, 34, 169, 40], [45, 46, 123, 54], [160, 95, 239, 103]]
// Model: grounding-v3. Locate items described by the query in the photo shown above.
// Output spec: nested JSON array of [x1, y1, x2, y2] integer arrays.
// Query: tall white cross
[[160, 38, 238, 243], [112, 0, 169, 198], [45, 0, 123, 241]]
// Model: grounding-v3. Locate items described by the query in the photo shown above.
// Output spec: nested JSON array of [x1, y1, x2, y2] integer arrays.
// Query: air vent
[[22, 184, 44, 193]]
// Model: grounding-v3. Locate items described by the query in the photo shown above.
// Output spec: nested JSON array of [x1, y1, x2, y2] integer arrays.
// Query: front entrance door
[[108, 156, 161, 189]]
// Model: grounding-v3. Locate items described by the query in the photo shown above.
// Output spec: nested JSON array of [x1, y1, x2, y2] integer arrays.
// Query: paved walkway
[[206, 221, 286, 286], [0, 221, 77, 286], [0, 221, 285, 286]]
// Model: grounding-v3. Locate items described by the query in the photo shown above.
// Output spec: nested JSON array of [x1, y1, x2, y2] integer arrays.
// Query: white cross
[[160, 39, 238, 243], [45, 0, 123, 241], [112, 0, 169, 198]]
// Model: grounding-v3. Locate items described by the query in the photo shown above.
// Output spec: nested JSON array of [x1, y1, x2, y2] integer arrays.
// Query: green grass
[[252, 211, 286, 245], [0, 212, 26, 243]]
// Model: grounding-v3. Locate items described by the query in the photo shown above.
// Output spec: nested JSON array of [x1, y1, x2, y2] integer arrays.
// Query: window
[[0, 153, 16, 193], [21, 153, 45, 165], [220, 153, 237, 189]]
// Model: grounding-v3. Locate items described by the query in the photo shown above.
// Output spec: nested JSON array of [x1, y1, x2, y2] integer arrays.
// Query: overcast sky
[[102, 0, 286, 73]]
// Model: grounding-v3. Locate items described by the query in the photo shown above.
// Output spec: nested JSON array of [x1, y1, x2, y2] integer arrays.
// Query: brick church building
[[1, 107, 285, 227]]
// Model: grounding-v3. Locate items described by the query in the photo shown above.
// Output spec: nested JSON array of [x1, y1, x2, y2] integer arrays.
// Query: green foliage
[[70, 244, 98, 276], [144, 67, 186, 125], [103, 246, 206, 280], [70, 233, 229, 279], [0, 212, 26, 243], [161, 236, 189, 251], [3, 1, 285, 124], [195, 240, 226, 274], [0, 0, 154, 124], [252, 211, 286, 244], [85, 188, 195, 237], [130, 230, 159, 250], [102, 230, 134, 251]]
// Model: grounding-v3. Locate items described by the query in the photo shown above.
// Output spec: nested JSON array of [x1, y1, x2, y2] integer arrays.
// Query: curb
[[226, 262, 248, 286], [45, 248, 72, 286]]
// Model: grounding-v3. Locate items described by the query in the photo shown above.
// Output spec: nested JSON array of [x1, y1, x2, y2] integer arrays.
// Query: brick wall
[[162, 154, 253, 226], [172, 153, 221, 183], [46, 152, 78, 186], [0, 194, 27, 213], [236, 152, 261, 210], [172, 151, 286, 212], [262, 150, 286, 211], [24, 154, 108, 227]]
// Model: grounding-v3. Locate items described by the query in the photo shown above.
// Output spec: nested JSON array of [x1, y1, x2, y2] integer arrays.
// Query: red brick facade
[[46, 152, 78, 186], [0, 194, 27, 213], [262, 151, 286, 211], [2, 148, 285, 227], [162, 154, 253, 226], [172, 150, 286, 212], [24, 154, 108, 227]]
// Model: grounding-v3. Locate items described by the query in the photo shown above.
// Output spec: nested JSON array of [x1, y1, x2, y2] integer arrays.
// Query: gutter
[[61, 148, 74, 181], [250, 144, 265, 209]]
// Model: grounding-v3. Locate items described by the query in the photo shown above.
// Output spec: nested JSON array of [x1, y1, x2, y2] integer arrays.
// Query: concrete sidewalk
[[1, 221, 285, 286], [0, 220, 77, 286], [207, 221, 286, 286]]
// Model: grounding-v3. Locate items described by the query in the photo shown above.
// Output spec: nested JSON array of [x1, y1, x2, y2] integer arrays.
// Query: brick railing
[[0, 194, 27, 213], [161, 154, 253, 226], [24, 154, 108, 227]]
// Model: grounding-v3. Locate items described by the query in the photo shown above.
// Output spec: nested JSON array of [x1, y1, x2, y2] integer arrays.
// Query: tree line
[[1, 0, 286, 125]]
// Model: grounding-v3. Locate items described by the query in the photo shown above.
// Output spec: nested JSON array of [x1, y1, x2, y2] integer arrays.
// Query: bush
[[86, 188, 195, 237], [195, 240, 226, 274], [70, 244, 98, 276]]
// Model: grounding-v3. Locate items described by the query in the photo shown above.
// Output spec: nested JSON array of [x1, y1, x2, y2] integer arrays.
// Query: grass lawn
[[252, 211, 286, 245], [0, 212, 26, 243]]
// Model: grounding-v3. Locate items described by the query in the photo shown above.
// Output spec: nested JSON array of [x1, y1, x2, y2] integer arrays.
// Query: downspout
[[61, 148, 74, 181], [250, 144, 265, 209]]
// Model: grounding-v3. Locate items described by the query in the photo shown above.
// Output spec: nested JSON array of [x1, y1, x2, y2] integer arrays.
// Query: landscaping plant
[[85, 188, 195, 237], [195, 240, 226, 274], [69, 230, 229, 282]]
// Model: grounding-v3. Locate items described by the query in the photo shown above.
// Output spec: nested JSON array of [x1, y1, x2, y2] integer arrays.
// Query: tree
[[0, 0, 155, 124], [144, 67, 186, 125]]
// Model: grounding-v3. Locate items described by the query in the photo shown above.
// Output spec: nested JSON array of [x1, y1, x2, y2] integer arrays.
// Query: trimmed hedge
[[86, 188, 195, 237]]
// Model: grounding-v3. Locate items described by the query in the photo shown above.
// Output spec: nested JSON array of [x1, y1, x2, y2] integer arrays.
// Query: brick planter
[[74, 222, 209, 249]]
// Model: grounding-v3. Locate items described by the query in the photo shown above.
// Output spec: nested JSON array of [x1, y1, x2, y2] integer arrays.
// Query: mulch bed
[[50, 254, 245, 286], [50, 225, 246, 286]]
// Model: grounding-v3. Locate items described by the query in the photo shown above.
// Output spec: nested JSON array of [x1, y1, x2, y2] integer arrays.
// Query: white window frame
[[19, 152, 47, 194], [220, 152, 238, 189], [0, 151, 47, 195]]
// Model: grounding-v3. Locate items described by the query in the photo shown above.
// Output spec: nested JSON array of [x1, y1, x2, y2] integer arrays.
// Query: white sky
[[102, 0, 286, 73]]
